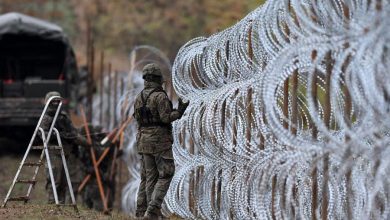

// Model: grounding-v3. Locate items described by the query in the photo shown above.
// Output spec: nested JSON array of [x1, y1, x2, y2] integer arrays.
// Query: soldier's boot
[[143, 209, 162, 220], [136, 210, 146, 218]]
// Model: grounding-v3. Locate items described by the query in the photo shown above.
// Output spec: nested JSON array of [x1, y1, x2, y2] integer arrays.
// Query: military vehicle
[[0, 12, 80, 147]]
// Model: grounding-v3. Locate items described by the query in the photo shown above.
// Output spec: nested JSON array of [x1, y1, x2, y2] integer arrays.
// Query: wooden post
[[283, 79, 289, 130], [321, 51, 332, 220], [120, 77, 125, 100], [246, 24, 254, 151], [99, 51, 104, 125], [114, 71, 118, 127], [189, 137, 195, 214], [188, 62, 196, 215], [118, 132, 125, 204], [324, 52, 332, 129], [85, 19, 92, 121], [291, 70, 298, 135], [87, 41, 95, 122], [311, 50, 319, 220], [342, 52, 353, 220], [106, 63, 112, 129], [246, 88, 253, 148]]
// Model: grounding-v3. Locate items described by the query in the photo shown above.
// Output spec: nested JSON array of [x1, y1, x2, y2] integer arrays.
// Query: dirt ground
[[0, 153, 134, 219], [0, 204, 132, 220]]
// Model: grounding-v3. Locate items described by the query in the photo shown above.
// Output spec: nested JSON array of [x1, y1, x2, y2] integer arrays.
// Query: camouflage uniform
[[79, 126, 116, 211], [65, 142, 83, 203], [134, 63, 187, 218], [41, 92, 88, 204]]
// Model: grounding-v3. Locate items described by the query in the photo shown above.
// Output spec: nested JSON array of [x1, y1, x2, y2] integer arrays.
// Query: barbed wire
[[166, 0, 390, 219]]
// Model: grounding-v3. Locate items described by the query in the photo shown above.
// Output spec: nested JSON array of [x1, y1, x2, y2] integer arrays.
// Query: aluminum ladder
[[1, 96, 77, 211]]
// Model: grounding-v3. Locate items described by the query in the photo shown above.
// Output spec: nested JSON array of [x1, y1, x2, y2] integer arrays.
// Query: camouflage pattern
[[136, 158, 147, 217], [142, 63, 163, 78], [41, 96, 89, 204], [134, 65, 184, 217], [143, 150, 175, 217], [134, 81, 181, 154], [65, 143, 83, 203], [79, 126, 116, 211]]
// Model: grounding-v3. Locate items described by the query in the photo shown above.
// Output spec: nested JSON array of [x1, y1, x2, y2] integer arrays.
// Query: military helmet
[[142, 63, 162, 78], [45, 91, 61, 103]]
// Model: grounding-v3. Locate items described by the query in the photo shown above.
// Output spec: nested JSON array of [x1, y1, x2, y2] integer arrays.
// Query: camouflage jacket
[[78, 134, 113, 182], [41, 108, 88, 154], [134, 81, 181, 154]]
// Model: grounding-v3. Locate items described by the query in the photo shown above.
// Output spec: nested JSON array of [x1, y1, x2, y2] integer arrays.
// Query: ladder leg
[[54, 128, 77, 207], [2, 97, 68, 208], [2, 138, 36, 208], [2, 98, 61, 207], [42, 133, 60, 205]]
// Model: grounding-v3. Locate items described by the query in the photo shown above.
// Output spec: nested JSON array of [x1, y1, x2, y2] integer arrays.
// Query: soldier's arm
[[58, 112, 90, 147], [156, 93, 181, 123]]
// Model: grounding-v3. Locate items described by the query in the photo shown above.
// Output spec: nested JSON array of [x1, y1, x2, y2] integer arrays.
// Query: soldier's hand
[[178, 98, 189, 115]]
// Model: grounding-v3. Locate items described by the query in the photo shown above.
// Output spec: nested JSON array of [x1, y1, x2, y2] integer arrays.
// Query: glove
[[178, 98, 189, 115]]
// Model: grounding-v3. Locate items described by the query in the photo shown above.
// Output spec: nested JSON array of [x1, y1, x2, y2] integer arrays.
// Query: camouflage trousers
[[82, 181, 115, 211], [136, 149, 175, 216], [66, 153, 83, 203]]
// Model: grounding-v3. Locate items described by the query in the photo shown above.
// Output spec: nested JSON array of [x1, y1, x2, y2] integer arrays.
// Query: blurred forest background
[[0, 0, 264, 70]]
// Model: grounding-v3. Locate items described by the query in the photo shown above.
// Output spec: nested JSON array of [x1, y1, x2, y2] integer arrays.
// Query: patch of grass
[[0, 204, 134, 220]]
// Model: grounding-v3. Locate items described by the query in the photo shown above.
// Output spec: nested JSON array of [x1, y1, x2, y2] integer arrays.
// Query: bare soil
[[0, 154, 134, 219]]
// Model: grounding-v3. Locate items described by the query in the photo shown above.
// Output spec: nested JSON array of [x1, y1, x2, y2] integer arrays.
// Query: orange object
[[80, 106, 108, 213]]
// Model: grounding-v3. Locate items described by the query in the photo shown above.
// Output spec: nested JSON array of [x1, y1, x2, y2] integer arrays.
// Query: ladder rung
[[16, 179, 37, 184], [8, 196, 29, 201], [23, 162, 43, 167], [32, 145, 62, 150]]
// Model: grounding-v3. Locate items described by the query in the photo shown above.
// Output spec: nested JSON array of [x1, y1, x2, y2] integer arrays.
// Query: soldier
[[41, 91, 89, 204], [79, 125, 116, 211], [134, 63, 188, 219]]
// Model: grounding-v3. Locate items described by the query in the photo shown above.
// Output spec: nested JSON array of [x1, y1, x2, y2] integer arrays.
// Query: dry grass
[[0, 151, 183, 219], [0, 154, 134, 219], [1, 204, 133, 220]]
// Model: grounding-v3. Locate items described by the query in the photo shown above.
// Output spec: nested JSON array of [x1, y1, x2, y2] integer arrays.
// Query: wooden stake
[[106, 63, 112, 129], [291, 70, 298, 135], [87, 41, 95, 122], [321, 51, 333, 220], [114, 71, 118, 127], [311, 50, 319, 220], [283, 79, 289, 129], [80, 106, 108, 213], [99, 51, 105, 125]]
